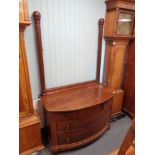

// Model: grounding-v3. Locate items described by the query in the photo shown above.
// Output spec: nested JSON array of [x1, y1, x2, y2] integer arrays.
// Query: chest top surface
[[41, 84, 114, 112]]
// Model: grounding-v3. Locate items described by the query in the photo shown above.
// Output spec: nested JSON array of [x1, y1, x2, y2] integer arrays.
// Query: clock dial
[[116, 13, 133, 35]]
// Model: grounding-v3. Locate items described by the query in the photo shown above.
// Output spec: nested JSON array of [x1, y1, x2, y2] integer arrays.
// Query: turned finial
[[99, 18, 104, 25], [33, 11, 41, 23]]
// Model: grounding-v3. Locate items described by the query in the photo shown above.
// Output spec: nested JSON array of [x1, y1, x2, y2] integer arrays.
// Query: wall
[[25, 0, 106, 100]]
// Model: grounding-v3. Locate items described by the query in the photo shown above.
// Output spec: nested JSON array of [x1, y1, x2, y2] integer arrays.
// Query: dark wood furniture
[[122, 38, 135, 118], [33, 11, 114, 154], [43, 84, 113, 154], [19, 0, 44, 154], [103, 0, 135, 117]]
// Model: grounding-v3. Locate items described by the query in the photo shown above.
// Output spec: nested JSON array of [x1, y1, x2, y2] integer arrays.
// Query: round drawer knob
[[66, 137, 70, 143]]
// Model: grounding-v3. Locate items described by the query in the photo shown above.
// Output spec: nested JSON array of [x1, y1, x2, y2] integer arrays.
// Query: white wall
[[25, 0, 106, 100]]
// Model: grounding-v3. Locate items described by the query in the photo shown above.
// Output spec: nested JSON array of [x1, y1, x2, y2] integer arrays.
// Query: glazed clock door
[[116, 11, 134, 36], [19, 32, 33, 118]]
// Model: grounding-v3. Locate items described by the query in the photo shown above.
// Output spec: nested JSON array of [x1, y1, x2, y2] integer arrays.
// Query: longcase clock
[[103, 0, 135, 117]]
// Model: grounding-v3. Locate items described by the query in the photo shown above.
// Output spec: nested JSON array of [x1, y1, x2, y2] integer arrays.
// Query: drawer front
[[56, 111, 106, 145], [55, 111, 79, 121], [104, 100, 112, 124], [78, 105, 101, 118], [56, 106, 104, 133], [55, 104, 101, 121]]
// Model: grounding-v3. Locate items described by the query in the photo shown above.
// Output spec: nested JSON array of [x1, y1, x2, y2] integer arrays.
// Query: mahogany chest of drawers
[[41, 84, 114, 154]]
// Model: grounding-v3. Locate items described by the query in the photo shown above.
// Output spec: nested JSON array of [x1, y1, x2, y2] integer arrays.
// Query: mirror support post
[[33, 11, 46, 95]]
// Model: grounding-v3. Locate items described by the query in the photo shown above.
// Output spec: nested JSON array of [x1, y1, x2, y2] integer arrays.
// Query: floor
[[36, 116, 131, 155]]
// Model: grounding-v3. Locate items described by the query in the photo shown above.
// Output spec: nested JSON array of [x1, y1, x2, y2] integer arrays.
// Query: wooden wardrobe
[[19, 0, 44, 154]]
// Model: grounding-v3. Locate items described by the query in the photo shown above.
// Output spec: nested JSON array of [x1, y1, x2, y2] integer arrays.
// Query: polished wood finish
[[33, 10, 113, 155], [44, 80, 98, 95], [96, 18, 104, 82], [19, 0, 30, 22], [19, 0, 31, 27], [103, 40, 129, 89], [19, 111, 44, 155], [33, 11, 46, 95], [122, 38, 135, 118], [41, 84, 113, 154], [19, 30, 34, 118], [33, 12, 105, 95], [103, 0, 135, 116], [105, 0, 135, 11], [102, 40, 127, 116], [104, 9, 116, 38], [19, 1, 44, 154], [104, 9, 135, 39], [19, 0, 33, 118], [104, 0, 135, 40], [41, 84, 113, 112], [112, 89, 124, 116]]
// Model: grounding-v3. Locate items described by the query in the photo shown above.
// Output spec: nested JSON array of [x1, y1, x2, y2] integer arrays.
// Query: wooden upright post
[[96, 18, 104, 82], [33, 11, 46, 95]]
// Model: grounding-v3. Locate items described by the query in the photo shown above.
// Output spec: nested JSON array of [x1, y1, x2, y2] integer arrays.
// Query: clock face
[[116, 12, 133, 35]]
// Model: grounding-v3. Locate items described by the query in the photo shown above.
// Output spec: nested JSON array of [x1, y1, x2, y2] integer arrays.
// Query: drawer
[[78, 105, 101, 117], [55, 111, 79, 120], [104, 100, 112, 124], [55, 104, 101, 121], [56, 109, 105, 133], [56, 113, 106, 145]]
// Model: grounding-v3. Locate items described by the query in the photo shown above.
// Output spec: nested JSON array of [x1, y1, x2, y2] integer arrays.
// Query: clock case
[[104, 0, 135, 39], [103, 0, 135, 117]]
